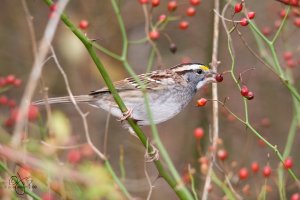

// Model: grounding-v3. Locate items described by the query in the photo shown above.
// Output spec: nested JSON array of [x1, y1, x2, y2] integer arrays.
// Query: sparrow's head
[[171, 63, 216, 90]]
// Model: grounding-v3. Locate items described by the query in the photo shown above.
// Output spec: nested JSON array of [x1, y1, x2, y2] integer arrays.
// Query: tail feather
[[33, 95, 94, 106]]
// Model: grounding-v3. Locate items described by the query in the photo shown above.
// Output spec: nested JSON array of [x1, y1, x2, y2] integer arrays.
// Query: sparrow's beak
[[205, 69, 217, 77]]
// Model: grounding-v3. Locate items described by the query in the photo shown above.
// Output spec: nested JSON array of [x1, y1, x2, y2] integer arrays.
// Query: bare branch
[[202, 0, 220, 199], [11, 0, 70, 148]]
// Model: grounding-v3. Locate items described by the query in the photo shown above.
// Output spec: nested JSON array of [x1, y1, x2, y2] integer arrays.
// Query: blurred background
[[0, 0, 300, 199]]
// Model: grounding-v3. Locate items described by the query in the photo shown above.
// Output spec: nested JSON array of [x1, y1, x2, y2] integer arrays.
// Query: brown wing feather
[[89, 69, 185, 96]]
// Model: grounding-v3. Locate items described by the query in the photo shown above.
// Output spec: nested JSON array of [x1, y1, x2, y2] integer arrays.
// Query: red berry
[[67, 149, 81, 164], [190, 0, 201, 6], [6, 75, 16, 84], [49, 4, 57, 12], [279, 9, 288, 19], [0, 95, 8, 105], [240, 18, 249, 26], [247, 11, 255, 19], [262, 166, 272, 177], [274, 20, 281, 29], [168, 1, 177, 12], [13, 79, 22, 87], [292, 8, 300, 16], [4, 118, 15, 127], [197, 98, 207, 107], [246, 91, 254, 100], [262, 27, 272, 36], [215, 74, 223, 82], [186, 7, 196, 16], [291, 193, 300, 200], [251, 162, 260, 173], [284, 51, 293, 60], [18, 166, 31, 180], [290, 0, 299, 6], [287, 60, 296, 68], [294, 17, 300, 27], [0, 78, 6, 87], [194, 128, 204, 139], [149, 30, 160, 40], [79, 20, 89, 30], [151, 0, 160, 7], [234, 3, 243, 13], [179, 21, 189, 30], [239, 168, 249, 180], [240, 86, 249, 97], [217, 149, 228, 161], [139, 0, 149, 4], [42, 193, 55, 200], [159, 14, 167, 22], [261, 117, 271, 127], [284, 158, 293, 169], [258, 139, 266, 147], [28, 105, 39, 121]]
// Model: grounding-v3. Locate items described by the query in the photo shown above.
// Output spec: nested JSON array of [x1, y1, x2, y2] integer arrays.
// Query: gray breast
[[132, 86, 196, 126]]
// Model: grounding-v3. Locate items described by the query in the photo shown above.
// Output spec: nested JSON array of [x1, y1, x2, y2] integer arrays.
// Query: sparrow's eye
[[197, 69, 203, 74]]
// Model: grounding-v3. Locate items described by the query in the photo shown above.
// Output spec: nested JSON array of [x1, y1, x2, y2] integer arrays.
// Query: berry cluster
[[234, 1, 256, 26], [49, 4, 89, 30], [0, 74, 21, 87], [283, 51, 300, 68], [240, 85, 254, 100], [0, 75, 39, 127], [139, 0, 202, 49]]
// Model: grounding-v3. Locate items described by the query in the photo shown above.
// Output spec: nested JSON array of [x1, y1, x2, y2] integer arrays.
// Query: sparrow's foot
[[145, 144, 160, 162], [118, 108, 133, 122]]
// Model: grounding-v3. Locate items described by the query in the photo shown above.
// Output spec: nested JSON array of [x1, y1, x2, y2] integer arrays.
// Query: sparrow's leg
[[118, 108, 133, 122]]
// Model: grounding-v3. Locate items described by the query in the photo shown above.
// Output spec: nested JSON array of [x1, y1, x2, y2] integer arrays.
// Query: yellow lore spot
[[200, 65, 209, 71]]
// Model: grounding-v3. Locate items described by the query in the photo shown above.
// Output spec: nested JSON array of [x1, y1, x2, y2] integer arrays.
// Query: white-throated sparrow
[[34, 63, 216, 126]]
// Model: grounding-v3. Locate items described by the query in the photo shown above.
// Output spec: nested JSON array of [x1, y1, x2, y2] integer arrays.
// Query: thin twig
[[49, 46, 106, 160], [21, 0, 37, 57], [144, 146, 154, 200], [103, 110, 111, 156], [142, 5, 163, 67], [202, 0, 220, 199], [41, 141, 85, 149], [11, 0, 70, 148]]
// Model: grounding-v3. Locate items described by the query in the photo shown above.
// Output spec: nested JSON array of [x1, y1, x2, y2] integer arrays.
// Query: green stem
[[105, 161, 132, 199], [146, 47, 155, 73], [211, 171, 236, 200], [269, 45, 284, 76], [93, 43, 123, 61], [128, 37, 148, 44], [271, 6, 290, 44], [110, 0, 128, 59]]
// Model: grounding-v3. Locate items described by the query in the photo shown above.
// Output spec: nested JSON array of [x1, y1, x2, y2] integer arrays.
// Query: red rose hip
[[234, 3, 243, 13], [197, 98, 207, 107]]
